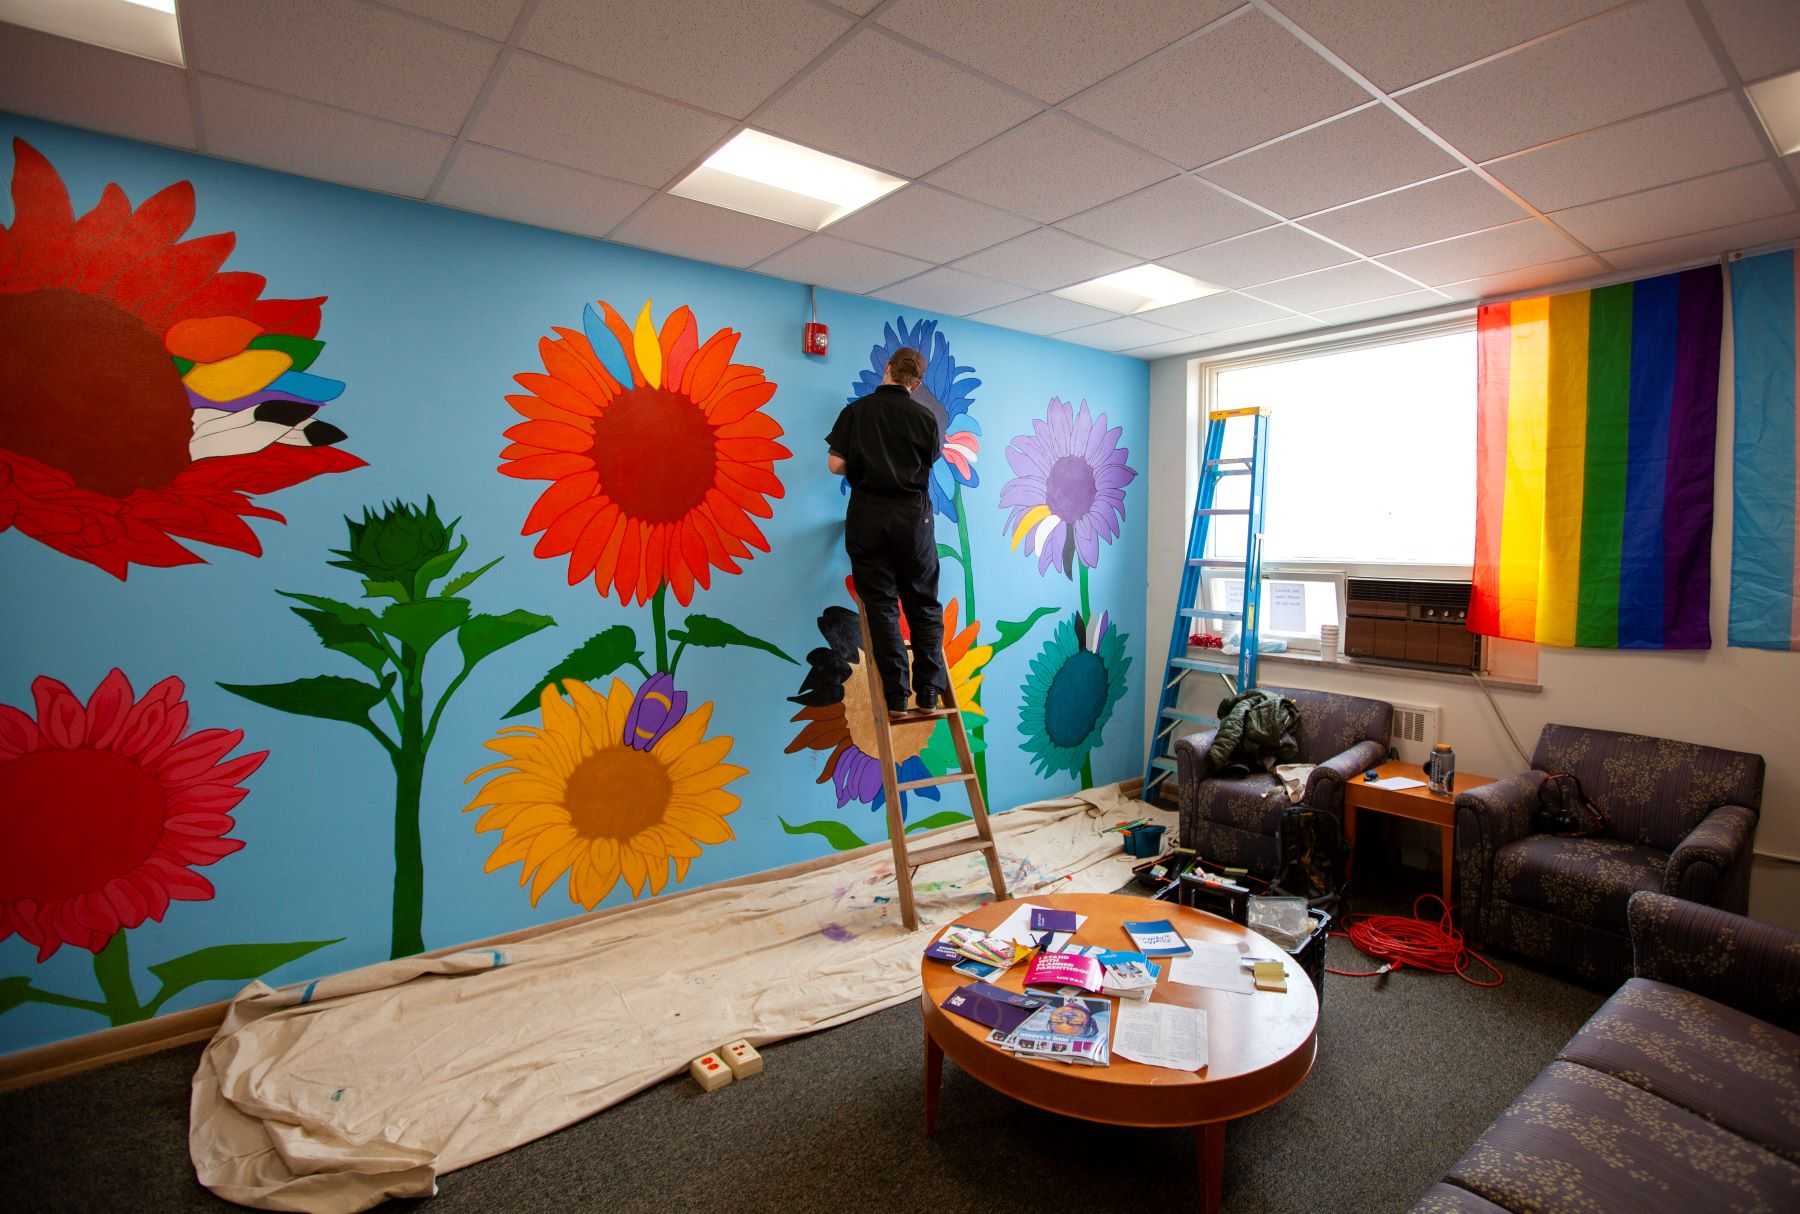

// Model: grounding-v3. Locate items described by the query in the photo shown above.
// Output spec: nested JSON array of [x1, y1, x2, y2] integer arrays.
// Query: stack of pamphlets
[[1123, 919, 1193, 957], [1095, 949, 1160, 1000], [939, 981, 1045, 1036], [925, 924, 1029, 979], [988, 995, 1112, 1066], [1023, 950, 1104, 993]]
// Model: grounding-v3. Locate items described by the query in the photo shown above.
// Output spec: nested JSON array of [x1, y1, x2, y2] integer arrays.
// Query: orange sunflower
[[0, 668, 265, 961], [499, 299, 789, 606], [0, 139, 362, 579]]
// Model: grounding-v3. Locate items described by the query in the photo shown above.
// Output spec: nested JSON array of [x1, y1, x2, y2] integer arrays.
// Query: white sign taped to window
[[1269, 581, 1307, 632]]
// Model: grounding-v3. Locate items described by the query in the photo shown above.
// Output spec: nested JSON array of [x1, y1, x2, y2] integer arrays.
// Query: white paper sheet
[[1113, 1001, 1207, 1070], [1168, 939, 1254, 994], [988, 902, 1086, 951], [1367, 775, 1426, 790]]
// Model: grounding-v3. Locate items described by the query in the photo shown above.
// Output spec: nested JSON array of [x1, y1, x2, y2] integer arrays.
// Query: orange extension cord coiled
[[1325, 894, 1504, 987]]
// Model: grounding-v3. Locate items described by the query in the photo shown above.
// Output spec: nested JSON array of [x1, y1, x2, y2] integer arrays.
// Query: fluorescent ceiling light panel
[[0, 0, 184, 65], [670, 130, 907, 231], [1054, 264, 1222, 314], [1746, 68, 1800, 156]]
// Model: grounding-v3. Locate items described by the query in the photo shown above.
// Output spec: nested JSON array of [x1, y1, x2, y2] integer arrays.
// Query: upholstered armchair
[[1456, 724, 1765, 987], [1174, 686, 1392, 877]]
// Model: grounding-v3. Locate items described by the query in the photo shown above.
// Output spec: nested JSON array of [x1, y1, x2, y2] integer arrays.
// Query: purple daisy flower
[[1000, 397, 1137, 576]]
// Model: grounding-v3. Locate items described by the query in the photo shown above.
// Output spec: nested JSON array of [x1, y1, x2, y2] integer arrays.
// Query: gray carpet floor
[[0, 930, 1607, 1213]]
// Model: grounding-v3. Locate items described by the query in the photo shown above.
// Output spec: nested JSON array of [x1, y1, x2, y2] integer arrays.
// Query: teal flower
[[1018, 611, 1130, 778]]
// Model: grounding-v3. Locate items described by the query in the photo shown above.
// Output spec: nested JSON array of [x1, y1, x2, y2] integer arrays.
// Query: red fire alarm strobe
[[803, 320, 829, 356]]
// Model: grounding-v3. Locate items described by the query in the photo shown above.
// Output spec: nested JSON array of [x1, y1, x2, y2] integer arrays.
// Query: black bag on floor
[[1275, 805, 1348, 903]]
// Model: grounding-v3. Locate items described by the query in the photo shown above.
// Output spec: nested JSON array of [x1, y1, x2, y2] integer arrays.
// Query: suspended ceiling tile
[[950, 227, 1137, 291], [0, 25, 195, 149], [1166, 314, 1327, 355], [1378, 218, 1584, 285], [1551, 162, 1794, 251], [757, 28, 1040, 179], [1310, 290, 1447, 326], [926, 112, 1173, 223], [469, 54, 733, 187], [1055, 175, 1267, 259], [1159, 225, 1354, 288], [1200, 105, 1458, 218], [1134, 291, 1293, 335], [1435, 254, 1607, 301], [1700, 0, 1800, 82], [1396, 0, 1724, 161], [870, 267, 1034, 316], [1484, 92, 1769, 213], [1247, 260, 1421, 310], [1121, 333, 1232, 360], [382, 0, 526, 40], [1601, 211, 1800, 272], [197, 77, 453, 197], [1301, 171, 1528, 256], [1058, 315, 1187, 352], [180, 0, 498, 135], [966, 292, 1117, 335], [1276, 0, 1618, 92], [611, 194, 805, 268], [752, 233, 932, 293], [824, 184, 1035, 261], [1065, 9, 1366, 168], [435, 144, 652, 239], [877, 0, 1238, 104], [522, 0, 852, 119]]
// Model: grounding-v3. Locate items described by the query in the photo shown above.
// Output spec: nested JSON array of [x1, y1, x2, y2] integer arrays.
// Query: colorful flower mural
[[0, 139, 360, 579], [501, 299, 787, 613], [0, 670, 338, 1026], [222, 501, 553, 958], [1019, 612, 1131, 781], [850, 316, 980, 522], [466, 677, 745, 908], [489, 299, 796, 907]]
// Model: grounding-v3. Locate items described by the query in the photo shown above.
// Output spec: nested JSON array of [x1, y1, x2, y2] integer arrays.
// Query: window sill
[[1192, 646, 1543, 693]]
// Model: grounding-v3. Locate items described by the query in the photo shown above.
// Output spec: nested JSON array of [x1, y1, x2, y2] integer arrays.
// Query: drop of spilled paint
[[821, 923, 855, 942]]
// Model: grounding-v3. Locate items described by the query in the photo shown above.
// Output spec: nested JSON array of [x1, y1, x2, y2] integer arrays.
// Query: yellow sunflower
[[465, 676, 744, 908]]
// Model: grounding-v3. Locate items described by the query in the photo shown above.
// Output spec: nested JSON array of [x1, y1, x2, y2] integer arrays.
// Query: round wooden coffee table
[[920, 893, 1319, 1213]]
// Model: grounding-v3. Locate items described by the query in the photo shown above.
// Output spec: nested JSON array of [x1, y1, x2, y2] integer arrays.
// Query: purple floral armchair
[[1174, 686, 1391, 878], [1455, 723, 1764, 987]]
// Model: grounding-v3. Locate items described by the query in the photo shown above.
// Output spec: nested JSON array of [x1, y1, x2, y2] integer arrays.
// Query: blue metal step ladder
[[1142, 406, 1270, 802]]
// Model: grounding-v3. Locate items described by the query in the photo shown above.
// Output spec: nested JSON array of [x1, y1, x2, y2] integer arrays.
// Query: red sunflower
[[0, 669, 265, 962], [0, 138, 362, 579], [500, 298, 789, 606]]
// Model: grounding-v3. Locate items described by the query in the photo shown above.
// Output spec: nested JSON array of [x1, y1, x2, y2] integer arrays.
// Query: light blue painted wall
[[0, 115, 1148, 1054]]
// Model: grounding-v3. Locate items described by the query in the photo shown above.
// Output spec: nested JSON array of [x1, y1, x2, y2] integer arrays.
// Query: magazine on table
[[988, 996, 1113, 1066], [1095, 949, 1161, 1000], [1122, 919, 1193, 957]]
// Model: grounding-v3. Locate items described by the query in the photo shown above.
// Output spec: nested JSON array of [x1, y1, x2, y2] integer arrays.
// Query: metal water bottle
[[1424, 743, 1456, 795]]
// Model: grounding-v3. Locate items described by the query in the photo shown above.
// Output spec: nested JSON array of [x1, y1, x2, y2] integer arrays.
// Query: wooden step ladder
[[855, 605, 1007, 931]]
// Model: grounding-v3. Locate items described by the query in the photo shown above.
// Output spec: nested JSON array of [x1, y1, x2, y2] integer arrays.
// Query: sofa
[[1412, 892, 1800, 1213], [1455, 723, 1764, 987], [1174, 686, 1391, 878]]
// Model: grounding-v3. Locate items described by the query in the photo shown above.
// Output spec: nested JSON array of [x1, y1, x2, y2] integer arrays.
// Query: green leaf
[[291, 608, 389, 676], [412, 536, 468, 600], [458, 609, 554, 670], [170, 355, 194, 375], [504, 625, 644, 718], [667, 613, 798, 665], [361, 579, 410, 602], [905, 811, 973, 834], [146, 938, 342, 1009], [442, 555, 503, 599], [778, 816, 868, 852], [0, 976, 29, 1017], [936, 543, 962, 566], [277, 590, 380, 630], [990, 605, 1059, 656], [247, 334, 324, 372], [220, 674, 393, 726], [379, 598, 470, 655]]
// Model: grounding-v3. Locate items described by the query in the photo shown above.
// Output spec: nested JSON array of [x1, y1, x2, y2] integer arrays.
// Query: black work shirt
[[826, 385, 942, 500]]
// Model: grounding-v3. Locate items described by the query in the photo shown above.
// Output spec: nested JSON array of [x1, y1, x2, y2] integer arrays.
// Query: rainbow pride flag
[[1728, 248, 1799, 650], [1472, 266, 1722, 648]]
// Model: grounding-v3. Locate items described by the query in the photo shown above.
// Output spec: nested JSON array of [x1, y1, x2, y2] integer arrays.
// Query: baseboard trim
[[0, 790, 1123, 1092]]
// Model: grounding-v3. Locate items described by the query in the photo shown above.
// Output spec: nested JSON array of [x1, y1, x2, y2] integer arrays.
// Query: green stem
[[92, 931, 146, 1025], [668, 640, 688, 679], [1078, 562, 1094, 791], [651, 585, 670, 674], [952, 485, 989, 804], [390, 649, 427, 959], [10, 983, 110, 1016]]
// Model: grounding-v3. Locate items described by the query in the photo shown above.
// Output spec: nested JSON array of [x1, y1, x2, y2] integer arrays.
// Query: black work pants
[[845, 492, 946, 709]]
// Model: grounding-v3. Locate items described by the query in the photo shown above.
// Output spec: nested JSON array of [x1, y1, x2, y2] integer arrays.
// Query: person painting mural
[[826, 346, 947, 720]]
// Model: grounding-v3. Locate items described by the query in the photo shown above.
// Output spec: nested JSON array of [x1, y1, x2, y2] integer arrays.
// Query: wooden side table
[[1341, 760, 1494, 908]]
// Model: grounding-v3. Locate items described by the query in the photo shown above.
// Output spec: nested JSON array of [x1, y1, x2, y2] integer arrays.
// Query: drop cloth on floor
[[189, 787, 1170, 1212]]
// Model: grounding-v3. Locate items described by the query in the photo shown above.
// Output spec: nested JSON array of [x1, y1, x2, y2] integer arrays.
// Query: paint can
[[1123, 823, 1166, 858]]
